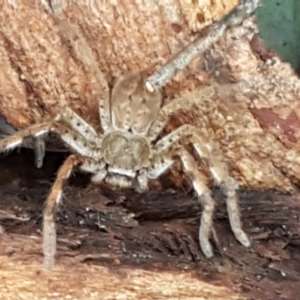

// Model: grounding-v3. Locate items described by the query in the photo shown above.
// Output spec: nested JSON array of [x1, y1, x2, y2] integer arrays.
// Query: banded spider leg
[[145, 0, 260, 91], [0, 109, 105, 269], [148, 124, 250, 257]]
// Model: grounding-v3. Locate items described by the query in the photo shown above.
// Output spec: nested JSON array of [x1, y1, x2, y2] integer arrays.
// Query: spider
[[0, 72, 250, 270], [0, 0, 257, 270]]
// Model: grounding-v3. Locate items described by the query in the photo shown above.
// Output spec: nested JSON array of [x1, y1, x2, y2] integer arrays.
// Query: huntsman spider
[[0, 0, 258, 270]]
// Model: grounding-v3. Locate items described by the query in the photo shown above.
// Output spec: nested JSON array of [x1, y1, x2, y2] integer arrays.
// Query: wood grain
[[0, 149, 299, 299]]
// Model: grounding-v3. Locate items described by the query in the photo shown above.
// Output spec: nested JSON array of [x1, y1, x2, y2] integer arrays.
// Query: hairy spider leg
[[136, 168, 149, 192], [0, 122, 102, 161], [33, 136, 46, 169], [145, 0, 260, 91], [58, 107, 100, 143], [98, 82, 111, 133], [146, 85, 218, 143], [147, 113, 166, 143], [43, 156, 108, 271], [148, 146, 215, 257], [43, 154, 83, 270], [146, 55, 253, 143], [192, 142, 251, 248], [46, 8, 112, 134], [0, 122, 55, 154], [152, 124, 250, 256], [79, 158, 107, 183]]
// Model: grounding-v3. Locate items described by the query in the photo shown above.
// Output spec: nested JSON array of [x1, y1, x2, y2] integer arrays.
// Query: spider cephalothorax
[[0, 72, 250, 270], [102, 131, 151, 172]]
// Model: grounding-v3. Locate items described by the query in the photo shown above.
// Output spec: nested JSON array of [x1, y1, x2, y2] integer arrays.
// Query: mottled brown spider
[[0, 72, 250, 270], [0, 0, 258, 270]]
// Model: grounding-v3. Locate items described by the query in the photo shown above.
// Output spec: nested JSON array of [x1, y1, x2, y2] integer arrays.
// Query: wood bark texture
[[0, 4, 300, 189], [0, 0, 237, 125], [0, 236, 246, 300], [0, 150, 299, 299]]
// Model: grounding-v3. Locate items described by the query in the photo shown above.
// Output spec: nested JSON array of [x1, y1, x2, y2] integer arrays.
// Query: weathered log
[[0, 149, 299, 299]]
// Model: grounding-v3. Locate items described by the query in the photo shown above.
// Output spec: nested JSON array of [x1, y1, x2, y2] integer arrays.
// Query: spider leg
[[46, 5, 111, 133], [56, 124, 102, 160], [98, 80, 111, 133], [188, 131, 250, 249], [153, 124, 250, 256], [32, 106, 105, 168], [147, 114, 166, 143], [47, 0, 63, 15], [58, 107, 101, 143], [0, 117, 47, 168], [79, 158, 107, 183], [0, 122, 102, 160], [43, 154, 83, 270], [136, 168, 149, 192], [33, 136, 46, 169], [145, 0, 259, 91], [0, 122, 53, 152], [148, 148, 215, 257], [148, 93, 197, 143], [147, 82, 248, 142], [148, 95, 204, 142], [43, 157, 107, 270]]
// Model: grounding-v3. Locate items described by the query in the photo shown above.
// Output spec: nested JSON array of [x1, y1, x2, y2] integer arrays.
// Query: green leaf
[[255, 0, 300, 73]]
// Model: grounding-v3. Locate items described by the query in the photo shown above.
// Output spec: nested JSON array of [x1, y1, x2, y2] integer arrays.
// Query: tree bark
[[0, 234, 246, 300], [1, 1, 300, 191], [0, 0, 238, 127]]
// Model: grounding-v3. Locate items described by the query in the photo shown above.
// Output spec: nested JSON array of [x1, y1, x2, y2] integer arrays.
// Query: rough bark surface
[[1, 1, 300, 191], [0, 149, 300, 299], [0, 0, 237, 127]]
